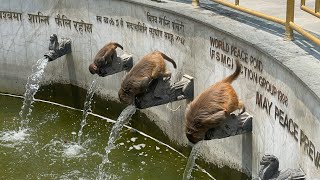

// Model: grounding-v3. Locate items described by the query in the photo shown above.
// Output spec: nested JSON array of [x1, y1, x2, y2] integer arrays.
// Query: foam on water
[[63, 137, 93, 158], [63, 143, 84, 157], [41, 138, 93, 159], [132, 144, 146, 150], [130, 137, 137, 142], [0, 129, 30, 147]]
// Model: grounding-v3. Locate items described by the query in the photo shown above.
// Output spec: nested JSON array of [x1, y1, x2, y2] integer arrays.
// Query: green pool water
[[0, 94, 213, 179]]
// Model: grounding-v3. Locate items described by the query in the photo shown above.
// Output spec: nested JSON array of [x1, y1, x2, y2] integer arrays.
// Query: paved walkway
[[169, 0, 320, 58], [170, 0, 320, 36]]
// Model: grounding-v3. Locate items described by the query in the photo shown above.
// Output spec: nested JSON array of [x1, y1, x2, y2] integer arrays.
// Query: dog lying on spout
[[185, 59, 245, 144], [118, 50, 177, 105], [89, 42, 123, 76]]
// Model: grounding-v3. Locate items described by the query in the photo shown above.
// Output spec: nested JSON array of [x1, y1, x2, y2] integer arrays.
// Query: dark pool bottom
[[0, 84, 249, 179]]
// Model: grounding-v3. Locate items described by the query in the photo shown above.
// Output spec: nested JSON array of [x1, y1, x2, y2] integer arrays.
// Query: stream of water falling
[[183, 142, 202, 180], [77, 75, 99, 145], [19, 57, 49, 130], [97, 105, 137, 179]]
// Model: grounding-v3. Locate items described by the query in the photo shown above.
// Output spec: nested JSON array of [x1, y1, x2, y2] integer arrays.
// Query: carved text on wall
[[55, 14, 92, 33], [0, 10, 93, 33], [96, 15, 124, 27], [256, 91, 320, 170], [96, 14, 185, 45], [146, 11, 184, 33], [28, 11, 49, 24], [0, 11, 22, 21], [209, 36, 288, 107]]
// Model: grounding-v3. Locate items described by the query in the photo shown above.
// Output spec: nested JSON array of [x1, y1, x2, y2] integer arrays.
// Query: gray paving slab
[[171, 0, 320, 36]]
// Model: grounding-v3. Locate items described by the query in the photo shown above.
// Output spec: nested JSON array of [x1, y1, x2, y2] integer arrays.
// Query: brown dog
[[118, 50, 177, 105], [185, 59, 244, 144], [89, 42, 123, 75]]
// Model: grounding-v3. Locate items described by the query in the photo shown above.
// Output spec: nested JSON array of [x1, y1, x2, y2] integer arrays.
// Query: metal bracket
[[135, 74, 194, 109], [98, 54, 133, 77], [205, 112, 253, 140], [44, 34, 71, 61]]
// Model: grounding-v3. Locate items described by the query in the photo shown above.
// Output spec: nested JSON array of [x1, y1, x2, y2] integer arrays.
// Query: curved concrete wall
[[1, 0, 320, 178]]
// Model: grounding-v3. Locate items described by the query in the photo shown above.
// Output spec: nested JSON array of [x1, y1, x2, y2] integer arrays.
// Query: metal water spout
[[44, 34, 71, 61], [135, 74, 194, 109]]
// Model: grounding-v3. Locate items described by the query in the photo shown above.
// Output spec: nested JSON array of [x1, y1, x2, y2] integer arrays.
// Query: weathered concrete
[[173, 0, 320, 35], [0, 0, 320, 178]]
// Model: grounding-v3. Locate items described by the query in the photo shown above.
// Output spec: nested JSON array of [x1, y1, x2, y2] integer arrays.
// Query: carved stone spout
[[252, 154, 306, 180], [97, 54, 133, 77], [135, 74, 194, 109], [44, 34, 71, 61], [205, 112, 253, 140]]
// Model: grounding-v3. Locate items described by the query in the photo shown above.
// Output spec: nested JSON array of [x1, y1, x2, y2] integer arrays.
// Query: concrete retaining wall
[[0, 0, 320, 178]]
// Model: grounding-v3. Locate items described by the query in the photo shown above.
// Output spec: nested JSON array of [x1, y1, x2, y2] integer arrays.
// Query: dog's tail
[[222, 59, 241, 83], [111, 42, 123, 50], [158, 51, 177, 69]]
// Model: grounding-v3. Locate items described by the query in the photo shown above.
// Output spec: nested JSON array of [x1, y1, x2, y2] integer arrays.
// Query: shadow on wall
[[65, 53, 82, 108], [242, 131, 252, 177]]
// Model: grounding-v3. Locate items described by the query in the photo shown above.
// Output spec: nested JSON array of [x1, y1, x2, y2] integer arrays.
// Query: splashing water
[[77, 75, 99, 145], [19, 57, 49, 130], [183, 142, 202, 180], [97, 105, 137, 179], [41, 136, 93, 159], [63, 143, 84, 157], [0, 129, 30, 148]]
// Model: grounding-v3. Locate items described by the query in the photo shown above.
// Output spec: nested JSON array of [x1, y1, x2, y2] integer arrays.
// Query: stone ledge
[[123, 0, 320, 104]]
